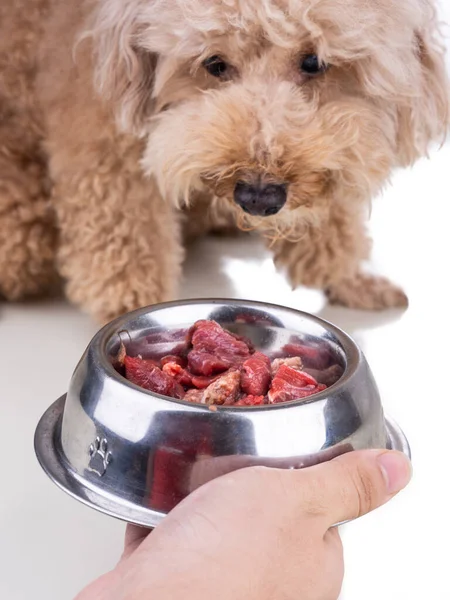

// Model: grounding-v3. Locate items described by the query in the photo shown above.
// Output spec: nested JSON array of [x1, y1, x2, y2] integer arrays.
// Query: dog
[[0, 0, 448, 322]]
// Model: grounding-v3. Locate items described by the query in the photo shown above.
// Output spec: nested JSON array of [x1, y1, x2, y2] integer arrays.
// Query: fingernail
[[377, 451, 412, 495]]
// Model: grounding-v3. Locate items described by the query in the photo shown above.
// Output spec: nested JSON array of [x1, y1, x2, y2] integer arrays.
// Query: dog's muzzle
[[234, 181, 287, 217]]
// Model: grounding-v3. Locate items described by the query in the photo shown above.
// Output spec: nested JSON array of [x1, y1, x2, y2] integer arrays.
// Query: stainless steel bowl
[[35, 299, 410, 528]]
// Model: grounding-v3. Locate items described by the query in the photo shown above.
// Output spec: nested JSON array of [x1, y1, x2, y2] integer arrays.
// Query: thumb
[[299, 449, 412, 526]]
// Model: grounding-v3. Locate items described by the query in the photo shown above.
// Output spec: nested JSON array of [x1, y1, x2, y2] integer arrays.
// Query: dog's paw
[[325, 273, 408, 311], [86, 286, 172, 325]]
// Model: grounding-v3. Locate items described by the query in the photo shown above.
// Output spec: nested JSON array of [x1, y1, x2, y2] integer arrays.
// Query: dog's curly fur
[[0, 0, 448, 322]]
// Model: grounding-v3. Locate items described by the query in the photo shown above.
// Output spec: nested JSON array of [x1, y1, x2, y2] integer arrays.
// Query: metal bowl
[[35, 299, 410, 528]]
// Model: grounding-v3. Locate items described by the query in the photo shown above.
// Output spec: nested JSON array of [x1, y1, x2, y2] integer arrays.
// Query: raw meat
[[191, 320, 250, 357], [124, 356, 185, 399], [202, 370, 241, 406], [271, 356, 303, 376], [235, 395, 265, 406], [187, 349, 239, 376], [241, 352, 271, 396], [116, 319, 331, 407], [268, 365, 326, 404]]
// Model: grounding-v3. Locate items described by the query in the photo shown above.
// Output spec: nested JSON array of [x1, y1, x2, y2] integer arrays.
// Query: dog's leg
[[0, 0, 59, 301], [324, 272, 408, 310], [272, 209, 408, 310], [50, 137, 183, 323], [35, 21, 184, 323], [0, 118, 57, 300]]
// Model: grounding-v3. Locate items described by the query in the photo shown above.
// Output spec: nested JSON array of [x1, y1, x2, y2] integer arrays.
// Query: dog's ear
[[396, 12, 449, 165], [89, 3, 157, 134]]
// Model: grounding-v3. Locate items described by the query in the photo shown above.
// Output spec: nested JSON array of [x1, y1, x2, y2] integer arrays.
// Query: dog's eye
[[202, 56, 229, 78], [300, 54, 328, 75]]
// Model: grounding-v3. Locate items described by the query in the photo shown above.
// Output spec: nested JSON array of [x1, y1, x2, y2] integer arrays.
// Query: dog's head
[[90, 0, 448, 235]]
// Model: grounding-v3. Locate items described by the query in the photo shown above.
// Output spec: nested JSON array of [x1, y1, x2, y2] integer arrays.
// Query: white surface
[[2, 9, 450, 600]]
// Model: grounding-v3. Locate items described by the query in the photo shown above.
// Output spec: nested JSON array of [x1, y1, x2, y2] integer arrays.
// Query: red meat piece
[[191, 374, 221, 389], [127, 355, 159, 369], [271, 356, 303, 376], [229, 331, 255, 353], [275, 366, 322, 388], [191, 320, 251, 357], [252, 352, 271, 366], [162, 363, 221, 390], [124, 356, 185, 399], [187, 349, 246, 376], [161, 355, 187, 368], [202, 370, 241, 406], [118, 320, 330, 407], [161, 362, 193, 387], [235, 395, 265, 406], [282, 343, 330, 369], [187, 350, 232, 376], [184, 389, 205, 403], [268, 365, 326, 404], [241, 352, 271, 396]]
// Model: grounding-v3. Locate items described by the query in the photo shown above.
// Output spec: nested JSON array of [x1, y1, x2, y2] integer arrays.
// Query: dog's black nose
[[234, 181, 287, 217]]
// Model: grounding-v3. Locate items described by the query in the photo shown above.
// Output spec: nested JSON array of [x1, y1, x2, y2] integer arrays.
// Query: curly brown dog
[[0, 0, 448, 322]]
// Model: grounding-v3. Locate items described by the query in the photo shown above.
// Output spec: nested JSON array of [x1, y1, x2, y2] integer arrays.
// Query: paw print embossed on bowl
[[88, 437, 112, 477]]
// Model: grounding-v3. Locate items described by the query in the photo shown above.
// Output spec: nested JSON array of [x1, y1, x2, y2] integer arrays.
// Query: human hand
[[76, 449, 411, 600]]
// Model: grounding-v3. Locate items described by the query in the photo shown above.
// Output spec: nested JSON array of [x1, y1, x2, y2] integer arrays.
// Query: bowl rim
[[85, 298, 362, 412]]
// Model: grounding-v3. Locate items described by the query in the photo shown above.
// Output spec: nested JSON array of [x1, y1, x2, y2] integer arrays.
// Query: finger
[[296, 449, 412, 526], [322, 529, 345, 600], [122, 524, 153, 559], [324, 526, 342, 550]]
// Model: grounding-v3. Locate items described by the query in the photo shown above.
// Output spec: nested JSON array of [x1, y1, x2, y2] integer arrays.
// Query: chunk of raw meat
[[282, 342, 331, 370], [188, 349, 246, 376], [235, 395, 265, 406], [191, 374, 221, 389], [268, 365, 326, 404], [117, 320, 329, 406], [124, 356, 185, 399], [202, 370, 241, 406], [271, 356, 304, 376], [229, 331, 255, 353], [191, 320, 251, 357], [184, 389, 205, 403], [162, 362, 193, 387], [161, 355, 187, 368], [161, 362, 222, 390], [241, 352, 271, 396]]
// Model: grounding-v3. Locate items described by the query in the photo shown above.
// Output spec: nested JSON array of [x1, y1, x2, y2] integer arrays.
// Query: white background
[[1, 3, 450, 598]]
